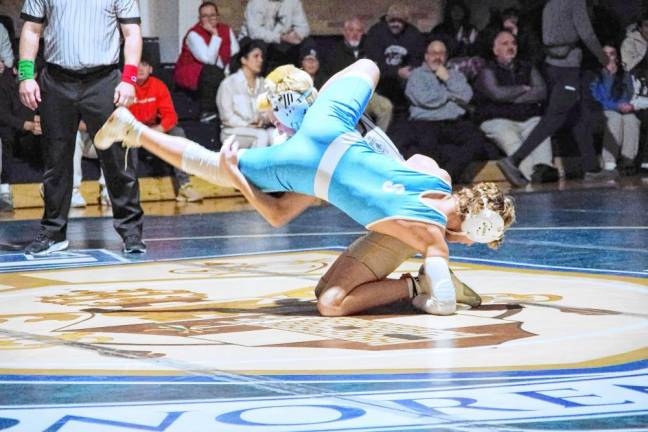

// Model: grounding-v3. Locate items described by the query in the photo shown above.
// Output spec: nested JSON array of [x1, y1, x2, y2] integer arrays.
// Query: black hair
[[443, 0, 471, 29], [599, 42, 626, 101], [199, 1, 218, 14], [230, 39, 266, 73], [501, 7, 520, 21]]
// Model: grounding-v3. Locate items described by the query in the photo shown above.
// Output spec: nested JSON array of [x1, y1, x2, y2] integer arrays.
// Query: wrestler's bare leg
[[95, 107, 232, 186]]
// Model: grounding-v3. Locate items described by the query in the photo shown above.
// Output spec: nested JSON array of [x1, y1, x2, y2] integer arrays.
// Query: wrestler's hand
[[19, 79, 41, 110], [219, 136, 249, 191], [114, 81, 136, 107]]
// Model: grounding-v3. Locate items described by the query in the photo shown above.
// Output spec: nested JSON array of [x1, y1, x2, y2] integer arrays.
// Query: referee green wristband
[[18, 59, 35, 81]]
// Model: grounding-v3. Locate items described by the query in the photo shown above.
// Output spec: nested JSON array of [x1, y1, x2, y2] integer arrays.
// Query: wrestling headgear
[[268, 87, 314, 131], [461, 200, 505, 243]]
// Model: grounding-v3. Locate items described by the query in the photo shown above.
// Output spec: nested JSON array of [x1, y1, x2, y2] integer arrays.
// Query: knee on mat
[[316, 286, 349, 317]]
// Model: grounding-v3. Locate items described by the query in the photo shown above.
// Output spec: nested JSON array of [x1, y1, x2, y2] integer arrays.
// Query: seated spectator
[[134, 57, 203, 202], [174, 1, 239, 123], [239, 0, 309, 73], [216, 40, 277, 148], [475, 30, 557, 183], [299, 42, 326, 89], [478, 7, 543, 68], [622, 14, 648, 172], [405, 39, 494, 182], [328, 16, 393, 131], [591, 44, 639, 176], [365, 3, 425, 112], [0, 63, 43, 212], [430, 0, 478, 58]]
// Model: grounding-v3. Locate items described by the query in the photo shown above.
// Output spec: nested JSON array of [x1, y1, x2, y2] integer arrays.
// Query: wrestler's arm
[[220, 141, 318, 227]]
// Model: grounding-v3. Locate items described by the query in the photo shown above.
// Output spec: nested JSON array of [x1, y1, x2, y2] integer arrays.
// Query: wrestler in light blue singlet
[[238, 76, 452, 228]]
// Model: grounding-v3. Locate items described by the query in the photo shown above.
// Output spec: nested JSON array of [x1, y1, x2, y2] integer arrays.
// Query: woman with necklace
[[216, 40, 278, 148]]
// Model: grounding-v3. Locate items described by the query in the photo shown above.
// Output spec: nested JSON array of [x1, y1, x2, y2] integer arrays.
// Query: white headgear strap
[[269, 87, 313, 131], [460, 199, 505, 243]]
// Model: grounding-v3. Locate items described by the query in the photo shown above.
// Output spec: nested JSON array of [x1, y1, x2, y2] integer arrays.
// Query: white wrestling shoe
[[412, 293, 456, 315], [409, 264, 457, 315], [413, 264, 481, 308], [94, 107, 145, 151]]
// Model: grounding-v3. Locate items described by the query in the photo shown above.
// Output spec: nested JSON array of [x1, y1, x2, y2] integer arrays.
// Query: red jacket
[[174, 22, 232, 91], [129, 76, 178, 132]]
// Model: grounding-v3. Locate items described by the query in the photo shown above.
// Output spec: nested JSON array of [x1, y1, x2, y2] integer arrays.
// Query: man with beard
[[405, 39, 494, 182], [364, 4, 425, 113], [327, 16, 393, 131], [474, 30, 557, 183]]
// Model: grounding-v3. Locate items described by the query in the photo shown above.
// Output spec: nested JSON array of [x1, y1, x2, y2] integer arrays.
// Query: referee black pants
[[511, 65, 599, 173], [38, 67, 143, 241]]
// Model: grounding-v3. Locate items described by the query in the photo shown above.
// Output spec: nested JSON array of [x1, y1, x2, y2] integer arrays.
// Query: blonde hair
[[455, 182, 516, 249], [257, 64, 319, 111]]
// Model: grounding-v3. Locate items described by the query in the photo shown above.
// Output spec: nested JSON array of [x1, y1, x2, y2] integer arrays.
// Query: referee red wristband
[[121, 64, 137, 85]]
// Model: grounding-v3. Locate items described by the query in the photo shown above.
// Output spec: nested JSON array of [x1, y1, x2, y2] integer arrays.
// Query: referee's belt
[[46, 63, 118, 82]]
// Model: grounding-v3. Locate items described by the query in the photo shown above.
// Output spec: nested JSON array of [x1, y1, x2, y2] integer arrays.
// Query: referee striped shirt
[[21, 0, 141, 71]]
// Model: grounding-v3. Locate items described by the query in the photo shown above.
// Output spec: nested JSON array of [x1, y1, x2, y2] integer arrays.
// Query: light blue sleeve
[[299, 76, 373, 141]]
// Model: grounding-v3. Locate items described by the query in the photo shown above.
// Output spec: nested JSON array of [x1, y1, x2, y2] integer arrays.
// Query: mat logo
[[1, 372, 646, 431]]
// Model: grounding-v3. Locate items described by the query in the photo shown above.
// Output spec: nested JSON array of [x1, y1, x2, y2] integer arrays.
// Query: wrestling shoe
[[95, 107, 145, 150], [408, 264, 456, 315], [412, 264, 481, 308]]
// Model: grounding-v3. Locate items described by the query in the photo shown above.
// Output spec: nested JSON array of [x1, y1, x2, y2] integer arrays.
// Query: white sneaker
[[95, 107, 145, 150], [70, 188, 87, 208]]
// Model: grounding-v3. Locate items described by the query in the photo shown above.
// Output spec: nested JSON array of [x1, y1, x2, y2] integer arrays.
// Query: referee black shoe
[[123, 235, 147, 254], [25, 231, 69, 256], [497, 157, 529, 188]]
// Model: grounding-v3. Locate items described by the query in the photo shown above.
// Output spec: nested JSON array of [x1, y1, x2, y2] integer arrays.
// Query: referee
[[19, 0, 146, 255]]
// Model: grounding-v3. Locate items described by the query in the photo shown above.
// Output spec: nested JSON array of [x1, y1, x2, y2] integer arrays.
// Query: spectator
[[430, 0, 479, 58], [0, 63, 43, 212], [132, 57, 203, 201], [217, 40, 276, 149], [19, 0, 146, 255], [475, 30, 557, 183], [0, 22, 14, 76], [497, 0, 613, 187], [365, 4, 425, 112], [405, 39, 493, 181], [299, 42, 326, 89], [240, 0, 309, 72], [591, 44, 639, 176], [328, 17, 393, 131], [621, 14, 648, 172], [174, 1, 239, 123], [478, 7, 543, 68]]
